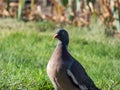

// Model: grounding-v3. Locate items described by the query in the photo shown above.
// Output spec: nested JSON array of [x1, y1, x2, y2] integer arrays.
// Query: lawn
[[0, 18, 120, 90]]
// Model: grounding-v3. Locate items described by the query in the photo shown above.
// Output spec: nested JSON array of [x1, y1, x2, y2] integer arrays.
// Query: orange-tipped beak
[[53, 34, 58, 39]]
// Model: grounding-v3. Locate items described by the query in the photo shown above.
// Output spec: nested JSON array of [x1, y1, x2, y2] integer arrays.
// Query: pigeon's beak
[[53, 34, 58, 39]]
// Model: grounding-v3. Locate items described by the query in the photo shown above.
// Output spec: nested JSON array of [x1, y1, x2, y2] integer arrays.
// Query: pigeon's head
[[54, 29, 69, 46]]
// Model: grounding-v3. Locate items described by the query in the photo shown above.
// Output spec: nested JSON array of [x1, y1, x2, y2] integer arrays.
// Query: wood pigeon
[[47, 29, 100, 90]]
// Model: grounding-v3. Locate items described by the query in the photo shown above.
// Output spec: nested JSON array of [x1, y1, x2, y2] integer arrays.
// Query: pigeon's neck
[[57, 41, 68, 51], [57, 41, 71, 61]]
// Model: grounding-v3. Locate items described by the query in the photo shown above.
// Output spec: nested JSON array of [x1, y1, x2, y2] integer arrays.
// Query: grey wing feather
[[67, 59, 100, 90]]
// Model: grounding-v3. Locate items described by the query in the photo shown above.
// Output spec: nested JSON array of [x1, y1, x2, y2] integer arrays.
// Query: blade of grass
[[7, 0, 10, 12], [18, 0, 25, 20]]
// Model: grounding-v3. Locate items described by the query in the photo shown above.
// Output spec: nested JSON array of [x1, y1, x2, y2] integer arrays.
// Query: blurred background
[[0, 0, 120, 33], [0, 0, 120, 90]]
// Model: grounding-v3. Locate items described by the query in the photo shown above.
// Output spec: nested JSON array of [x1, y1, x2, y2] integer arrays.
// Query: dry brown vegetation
[[0, 0, 120, 33]]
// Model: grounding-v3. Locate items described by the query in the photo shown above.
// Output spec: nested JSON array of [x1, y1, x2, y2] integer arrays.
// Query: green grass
[[0, 18, 120, 90]]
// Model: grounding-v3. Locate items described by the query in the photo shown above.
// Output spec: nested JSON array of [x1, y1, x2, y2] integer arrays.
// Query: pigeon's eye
[[61, 32, 65, 36], [62, 32, 65, 35]]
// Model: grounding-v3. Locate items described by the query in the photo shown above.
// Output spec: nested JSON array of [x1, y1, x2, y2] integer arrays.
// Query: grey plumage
[[47, 29, 100, 90]]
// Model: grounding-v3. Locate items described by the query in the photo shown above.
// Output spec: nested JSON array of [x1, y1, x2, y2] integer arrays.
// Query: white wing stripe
[[67, 69, 88, 90], [67, 69, 79, 85]]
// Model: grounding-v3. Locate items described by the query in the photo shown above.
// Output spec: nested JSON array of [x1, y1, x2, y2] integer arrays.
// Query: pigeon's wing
[[67, 59, 100, 90]]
